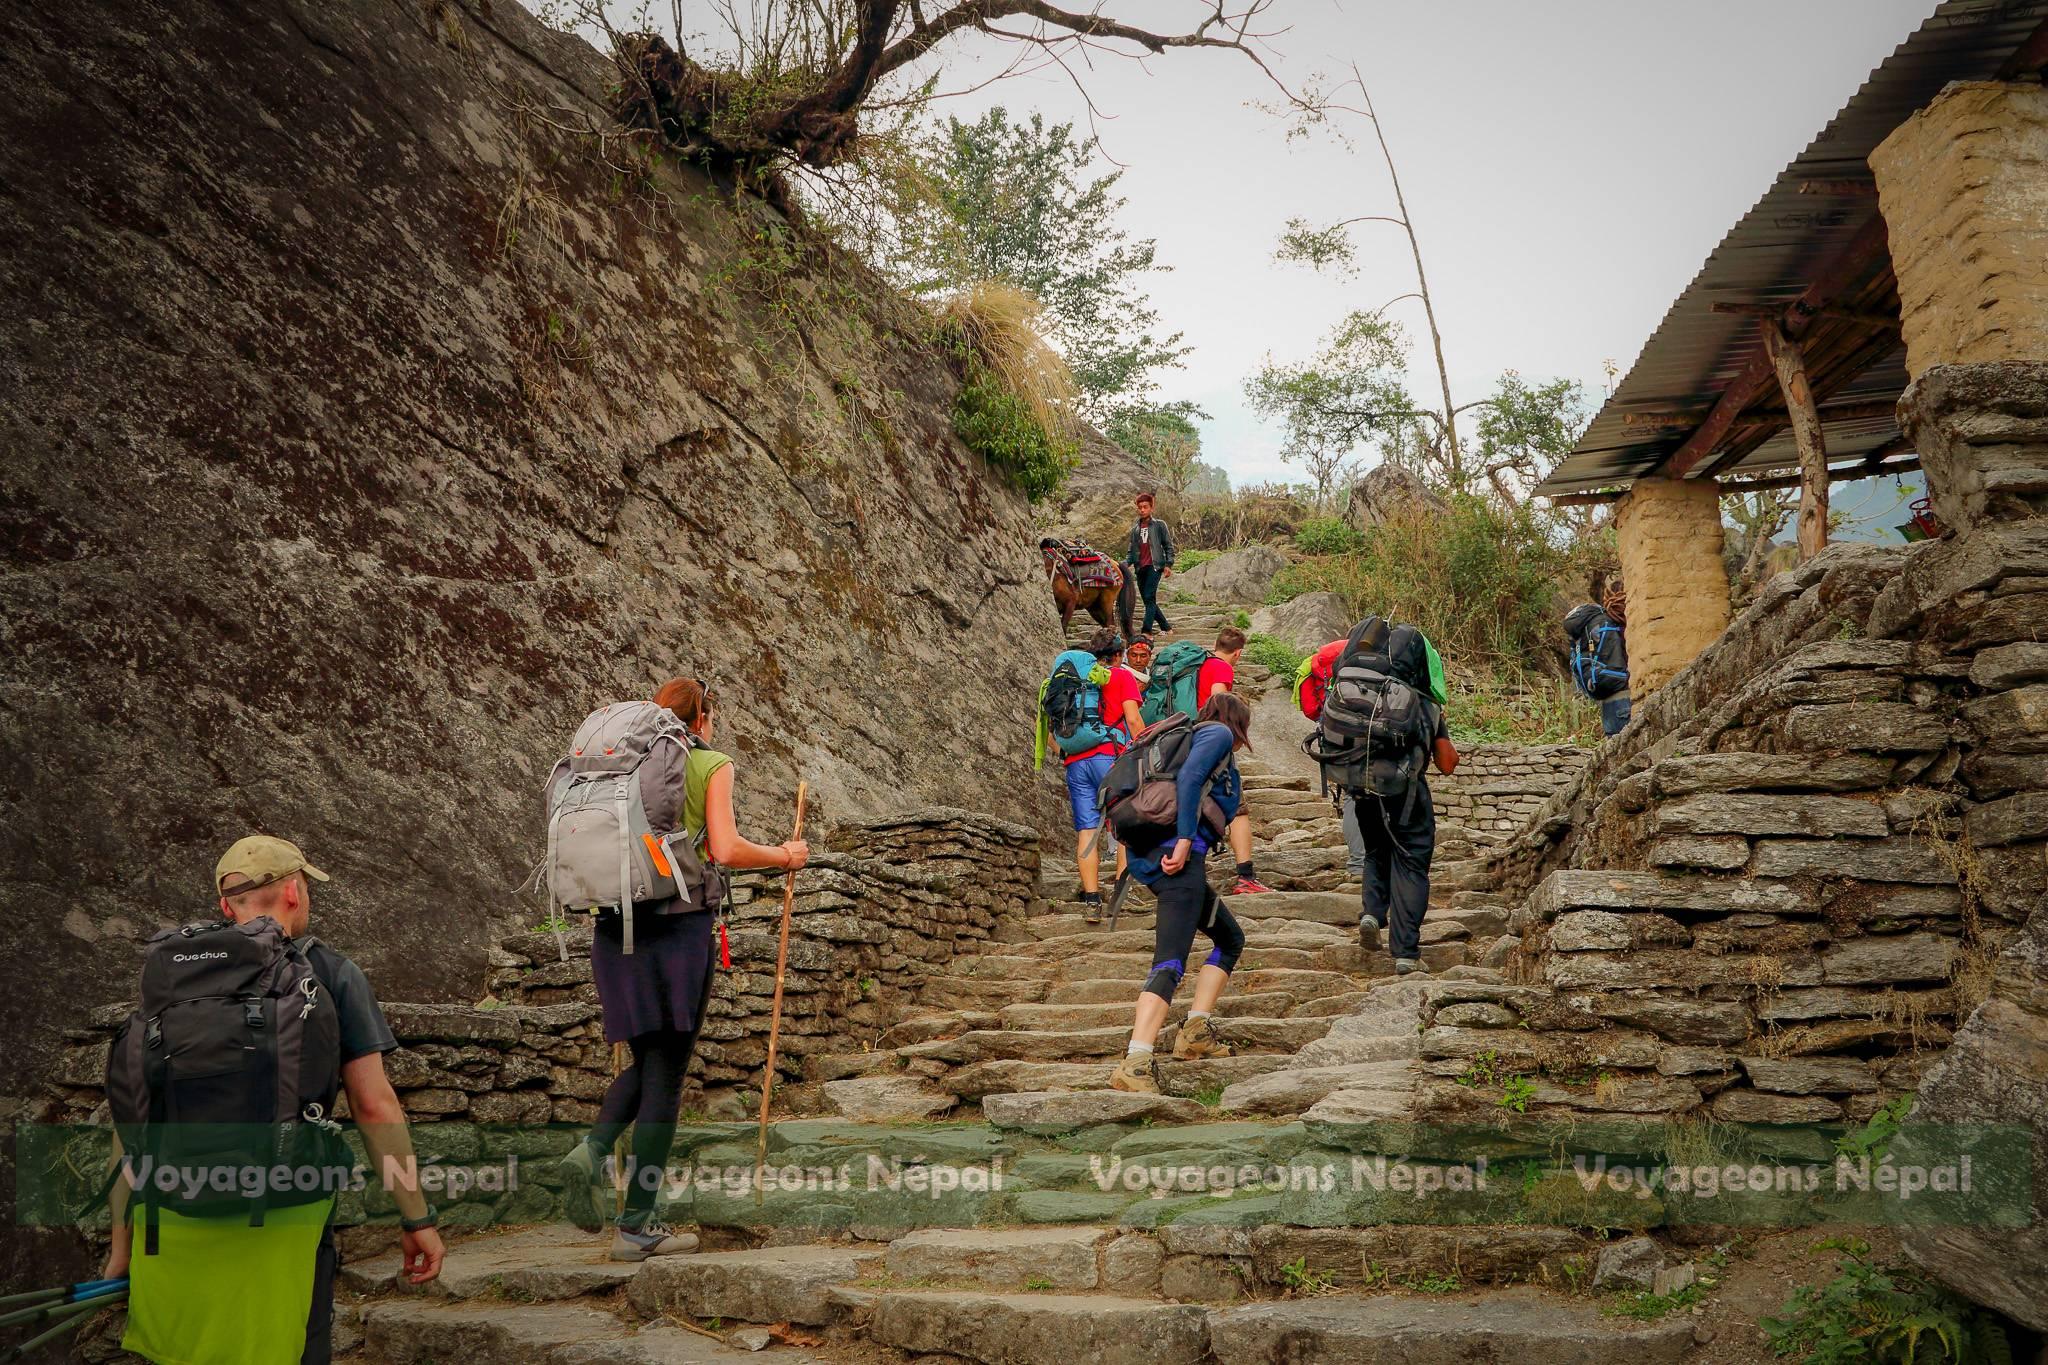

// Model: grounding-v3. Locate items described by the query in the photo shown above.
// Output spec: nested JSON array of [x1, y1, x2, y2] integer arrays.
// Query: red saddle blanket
[[1050, 541, 1120, 591]]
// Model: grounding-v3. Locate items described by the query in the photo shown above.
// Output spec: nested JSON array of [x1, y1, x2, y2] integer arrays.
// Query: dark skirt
[[590, 907, 716, 1044]]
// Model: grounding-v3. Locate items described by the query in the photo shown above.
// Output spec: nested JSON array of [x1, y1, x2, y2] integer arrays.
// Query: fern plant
[[1762, 1240, 2012, 1364]]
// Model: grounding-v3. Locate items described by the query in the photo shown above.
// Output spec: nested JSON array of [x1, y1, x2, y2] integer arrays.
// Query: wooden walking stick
[[754, 781, 807, 1205]]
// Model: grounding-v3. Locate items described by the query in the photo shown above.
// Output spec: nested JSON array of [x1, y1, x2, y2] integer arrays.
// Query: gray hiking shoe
[[1081, 899, 1103, 924], [557, 1140, 603, 1233], [1394, 957, 1425, 976], [610, 1222, 699, 1262], [1358, 915, 1382, 952]]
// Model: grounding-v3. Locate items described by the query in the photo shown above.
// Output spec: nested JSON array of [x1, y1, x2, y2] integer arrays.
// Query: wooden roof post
[[1759, 321, 1830, 561]]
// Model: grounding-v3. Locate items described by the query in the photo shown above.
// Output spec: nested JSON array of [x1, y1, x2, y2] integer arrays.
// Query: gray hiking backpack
[[544, 701, 724, 955]]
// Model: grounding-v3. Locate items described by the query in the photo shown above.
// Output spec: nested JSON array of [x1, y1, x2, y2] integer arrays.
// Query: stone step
[[361, 1301, 821, 1364], [822, 1075, 958, 1120], [1241, 774, 1311, 792], [340, 1226, 638, 1302], [866, 1290, 1210, 1365], [897, 1025, 1136, 1065], [1222, 891, 1360, 926], [997, 991, 1299, 1031], [878, 1009, 1001, 1049], [1218, 1058, 1416, 1117], [1014, 922, 1347, 954], [626, 1245, 885, 1327], [941, 1053, 1295, 1101], [884, 1226, 1113, 1290], [1208, 1014, 1338, 1052], [981, 1090, 1211, 1132], [1207, 1291, 1696, 1363], [922, 977, 1052, 1011]]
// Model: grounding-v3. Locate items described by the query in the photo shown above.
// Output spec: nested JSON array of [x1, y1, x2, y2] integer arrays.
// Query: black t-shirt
[[301, 939, 398, 1063]]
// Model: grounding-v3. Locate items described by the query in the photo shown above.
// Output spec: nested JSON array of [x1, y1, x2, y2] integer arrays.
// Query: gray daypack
[[104, 916, 347, 1253], [544, 700, 723, 955]]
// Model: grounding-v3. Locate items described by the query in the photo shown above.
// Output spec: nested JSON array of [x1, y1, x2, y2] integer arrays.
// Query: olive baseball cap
[[215, 835, 329, 895]]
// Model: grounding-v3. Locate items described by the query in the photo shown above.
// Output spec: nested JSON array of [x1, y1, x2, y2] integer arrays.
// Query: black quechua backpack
[[104, 916, 346, 1252], [1303, 617, 1434, 808], [1098, 712, 1232, 851]]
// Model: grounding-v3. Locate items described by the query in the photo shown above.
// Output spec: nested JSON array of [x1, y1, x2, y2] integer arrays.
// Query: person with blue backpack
[[1565, 588, 1631, 736], [1036, 628, 1143, 923]]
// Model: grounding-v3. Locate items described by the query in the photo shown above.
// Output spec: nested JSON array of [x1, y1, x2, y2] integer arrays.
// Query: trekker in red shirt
[[1053, 627, 1142, 923], [1200, 628, 1271, 895]]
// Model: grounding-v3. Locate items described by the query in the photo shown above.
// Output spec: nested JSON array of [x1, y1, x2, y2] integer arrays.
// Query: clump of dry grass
[[936, 282, 1078, 445]]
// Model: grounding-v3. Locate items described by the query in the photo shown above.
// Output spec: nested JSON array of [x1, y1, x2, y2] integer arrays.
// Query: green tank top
[[683, 746, 733, 854]]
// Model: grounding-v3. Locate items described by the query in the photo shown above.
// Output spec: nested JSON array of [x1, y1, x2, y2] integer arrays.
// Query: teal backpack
[[1043, 649, 1119, 758], [1141, 641, 1211, 726]]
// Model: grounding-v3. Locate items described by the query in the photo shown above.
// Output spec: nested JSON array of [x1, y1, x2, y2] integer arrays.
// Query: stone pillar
[[1872, 81, 2048, 534], [1612, 476, 1731, 695]]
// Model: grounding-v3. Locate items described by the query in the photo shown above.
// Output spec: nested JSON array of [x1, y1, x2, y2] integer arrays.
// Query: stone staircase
[[320, 592, 1702, 1363], [345, 1222, 1698, 1365]]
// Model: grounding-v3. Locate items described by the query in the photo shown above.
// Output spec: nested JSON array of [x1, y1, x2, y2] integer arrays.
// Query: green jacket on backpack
[[1140, 641, 1210, 726]]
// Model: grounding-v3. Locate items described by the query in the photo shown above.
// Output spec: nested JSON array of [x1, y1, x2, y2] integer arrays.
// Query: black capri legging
[[1143, 856, 1247, 1001]]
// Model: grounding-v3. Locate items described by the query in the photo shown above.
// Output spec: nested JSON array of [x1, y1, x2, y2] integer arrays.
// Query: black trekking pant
[[1354, 781, 1436, 961], [1135, 565, 1171, 633], [301, 1226, 336, 1364], [1143, 857, 1246, 1001], [589, 1025, 705, 1226]]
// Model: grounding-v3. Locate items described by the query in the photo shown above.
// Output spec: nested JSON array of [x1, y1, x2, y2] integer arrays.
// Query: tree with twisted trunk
[[543, 1, 1294, 183]]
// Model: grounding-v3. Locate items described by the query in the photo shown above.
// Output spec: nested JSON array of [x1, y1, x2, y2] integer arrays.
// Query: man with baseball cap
[[104, 835, 443, 1364]]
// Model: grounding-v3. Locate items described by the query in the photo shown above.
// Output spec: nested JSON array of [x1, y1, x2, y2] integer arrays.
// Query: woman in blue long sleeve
[[1109, 692, 1254, 1093]]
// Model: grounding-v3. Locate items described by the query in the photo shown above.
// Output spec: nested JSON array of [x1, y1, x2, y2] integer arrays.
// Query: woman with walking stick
[[556, 677, 808, 1260]]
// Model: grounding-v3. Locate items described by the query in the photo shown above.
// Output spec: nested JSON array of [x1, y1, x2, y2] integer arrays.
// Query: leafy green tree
[[891, 109, 1189, 417], [1106, 402, 1226, 508], [1243, 310, 1413, 508], [1470, 371, 1590, 498], [1248, 315, 1587, 502]]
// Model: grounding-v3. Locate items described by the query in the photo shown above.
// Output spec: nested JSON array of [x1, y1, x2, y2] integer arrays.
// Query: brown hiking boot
[[1109, 1050, 1159, 1093], [1080, 898, 1102, 924], [1172, 1014, 1234, 1060]]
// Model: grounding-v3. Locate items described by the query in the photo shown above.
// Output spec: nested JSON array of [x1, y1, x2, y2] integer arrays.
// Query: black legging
[[588, 1028, 700, 1224], [1143, 856, 1246, 1001]]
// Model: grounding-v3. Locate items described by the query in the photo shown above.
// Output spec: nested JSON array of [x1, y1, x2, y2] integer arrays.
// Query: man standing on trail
[[1110, 692, 1255, 1093], [1198, 627, 1271, 896], [1124, 492, 1176, 636]]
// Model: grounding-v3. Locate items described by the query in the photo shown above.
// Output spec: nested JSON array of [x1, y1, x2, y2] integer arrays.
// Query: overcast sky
[[545, 0, 1934, 527]]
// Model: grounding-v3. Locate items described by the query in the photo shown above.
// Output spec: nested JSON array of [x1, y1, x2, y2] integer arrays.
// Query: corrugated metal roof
[[1536, 0, 2048, 497]]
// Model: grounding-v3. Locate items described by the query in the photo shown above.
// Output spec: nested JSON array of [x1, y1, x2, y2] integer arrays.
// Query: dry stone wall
[[1470, 367, 2048, 1327], [1430, 745, 1590, 855], [44, 812, 1039, 1128]]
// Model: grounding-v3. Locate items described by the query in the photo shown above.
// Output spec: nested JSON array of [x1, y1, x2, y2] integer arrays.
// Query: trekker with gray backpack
[[549, 678, 809, 1261], [1302, 618, 1459, 973], [101, 835, 442, 1365]]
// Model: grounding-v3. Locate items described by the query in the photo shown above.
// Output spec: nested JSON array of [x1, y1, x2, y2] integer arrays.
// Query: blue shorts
[[1063, 752, 1118, 831]]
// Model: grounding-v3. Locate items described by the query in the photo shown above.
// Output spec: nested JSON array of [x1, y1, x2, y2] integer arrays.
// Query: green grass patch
[[1603, 1279, 1706, 1321], [1176, 548, 1219, 570], [1244, 633, 1306, 678], [1292, 516, 1364, 556]]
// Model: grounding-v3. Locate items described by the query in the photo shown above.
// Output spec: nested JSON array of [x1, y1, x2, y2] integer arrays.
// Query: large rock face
[[1249, 592, 1350, 654], [1175, 546, 1288, 606], [0, 0, 1064, 1098]]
